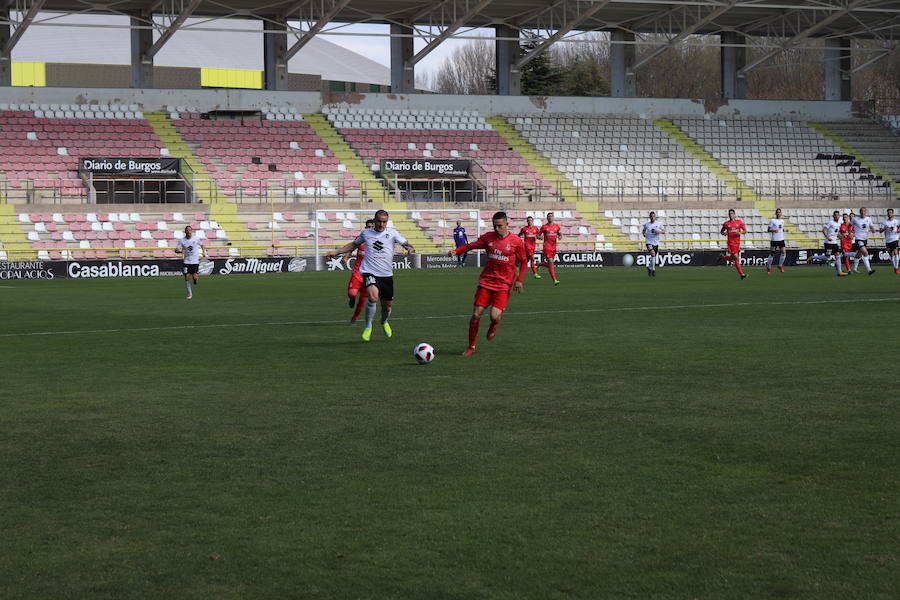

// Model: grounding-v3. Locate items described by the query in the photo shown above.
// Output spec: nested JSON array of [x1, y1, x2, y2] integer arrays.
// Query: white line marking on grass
[[1, 296, 897, 339], [0, 286, 17, 288]]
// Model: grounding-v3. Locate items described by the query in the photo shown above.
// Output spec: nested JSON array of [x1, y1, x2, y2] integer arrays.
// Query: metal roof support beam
[[264, 20, 289, 91], [411, 0, 493, 66], [610, 29, 635, 97], [3, 0, 46, 56], [629, 1, 738, 73], [848, 45, 898, 75], [391, 21, 415, 93], [283, 0, 354, 63], [720, 31, 746, 99], [130, 12, 154, 88], [737, 0, 865, 78], [824, 38, 851, 101], [146, 0, 203, 59], [515, 0, 612, 69], [0, 8, 9, 86], [495, 24, 520, 95]]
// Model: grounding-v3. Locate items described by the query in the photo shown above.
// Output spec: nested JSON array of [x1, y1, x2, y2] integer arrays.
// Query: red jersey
[[456, 231, 527, 292], [540, 223, 561, 248], [519, 225, 539, 250], [351, 243, 366, 274], [839, 223, 854, 253], [722, 219, 746, 241]]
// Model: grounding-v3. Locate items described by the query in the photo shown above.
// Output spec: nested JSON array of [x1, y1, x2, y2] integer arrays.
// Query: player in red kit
[[537, 211, 562, 285], [518, 215, 541, 278], [839, 213, 854, 273], [344, 219, 375, 323], [720, 208, 748, 279], [449, 211, 527, 357]]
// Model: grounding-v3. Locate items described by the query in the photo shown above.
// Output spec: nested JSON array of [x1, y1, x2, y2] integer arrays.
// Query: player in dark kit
[[450, 211, 527, 357]]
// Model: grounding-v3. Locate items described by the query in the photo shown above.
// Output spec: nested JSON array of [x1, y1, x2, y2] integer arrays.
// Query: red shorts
[[525, 246, 536, 259], [727, 241, 741, 255], [543, 246, 557, 260], [474, 286, 511, 311], [348, 271, 365, 297]]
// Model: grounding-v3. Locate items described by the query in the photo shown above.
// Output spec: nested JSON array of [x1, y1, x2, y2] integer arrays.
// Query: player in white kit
[[326, 209, 415, 341], [641, 211, 666, 277], [880, 208, 899, 274], [850, 207, 876, 275], [174, 225, 208, 299], [821, 210, 847, 276], [765, 208, 787, 274]]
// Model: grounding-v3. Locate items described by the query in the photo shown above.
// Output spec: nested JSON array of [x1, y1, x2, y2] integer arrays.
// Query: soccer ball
[[413, 343, 435, 364], [622, 253, 635, 267]]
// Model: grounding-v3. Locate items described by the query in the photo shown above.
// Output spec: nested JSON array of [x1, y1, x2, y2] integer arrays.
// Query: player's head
[[843, 213, 850, 223], [649, 211, 656, 222], [728, 209, 736, 219], [373, 210, 389, 232], [850, 212, 856, 220], [184, 225, 193, 238], [365, 219, 375, 229], [859, 207, 867, 217], [526, 216, 533, 224], [832, 210, 840, 221], [546, 212, 554, 223], [775, 208, 782, 218], [456, 220, 461, 226], [888, 208, 894, 218], [492, 211, 509, 236]]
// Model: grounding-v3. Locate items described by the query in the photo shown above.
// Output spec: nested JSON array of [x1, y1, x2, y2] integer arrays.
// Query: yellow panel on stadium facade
[[200, 68, 262, 90], [12, 62, 46, 87]]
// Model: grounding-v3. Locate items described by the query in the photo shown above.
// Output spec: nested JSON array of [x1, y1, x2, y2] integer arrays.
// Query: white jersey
[[642, 221, 664, 245], [851, 216, 873, 240], [881, 218, 899, 244], [822, 219, 841, 244], [768, 218, 785, 242], [354, 226, 408, 277], [176, 236, 203, 264]]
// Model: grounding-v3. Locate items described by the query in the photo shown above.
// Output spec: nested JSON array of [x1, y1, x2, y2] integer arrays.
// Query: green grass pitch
[[1, 266, 898, 599]]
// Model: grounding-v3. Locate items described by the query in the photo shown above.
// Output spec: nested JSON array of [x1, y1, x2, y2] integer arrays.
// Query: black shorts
[[824, 243, 840, 255], [887, 240, 899, 251], [362, 273, 394, 301], [645, 244, 659, 253], [183, 263, 199, 275], [770, 240, 786, 249], [851, 239, 868, 251]]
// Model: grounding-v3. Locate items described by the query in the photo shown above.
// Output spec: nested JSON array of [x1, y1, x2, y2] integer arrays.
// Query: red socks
[[487, 320, 499, 340], [468, 317, 479, 349], [352, 293, 366, 319], [547, 262, 557, 280], [734, 256, 744, 277]]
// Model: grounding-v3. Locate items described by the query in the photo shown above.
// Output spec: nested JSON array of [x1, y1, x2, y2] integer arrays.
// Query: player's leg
[[465, 289, 490, 355], [765, 248, 774, 273], [361, 277, 379, 341], [486, 305, 505, 340], [380, 298, 393, 337], [732, 247, 746, 278], [183, 269, 192, 299], [648, 248, 657, 276], [546, 251, 559, 283], [778, 246, 786, 272], [859, 244, 874, 274], [892, 246, 899, 273], [351, 287, 367, 322]]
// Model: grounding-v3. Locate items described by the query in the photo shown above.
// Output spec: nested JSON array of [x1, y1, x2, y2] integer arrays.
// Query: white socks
[[364, 300, 377, 329], [185, 280, 192, 294], [862, 255, 871, 272], [778, 253, 786, 267], [649, 255, 656, 271]]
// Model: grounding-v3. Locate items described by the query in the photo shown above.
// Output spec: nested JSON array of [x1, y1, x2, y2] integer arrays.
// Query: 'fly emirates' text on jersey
[[519, 225, 539, 249], [176, 236, 203, 264], [723, 219, 746, 241], [540, 223, 561, 247], [456, 232, 527, 292], [354, 227, 408, 277]]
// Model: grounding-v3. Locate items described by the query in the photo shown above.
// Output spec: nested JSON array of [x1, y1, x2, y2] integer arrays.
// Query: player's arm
[[200, 241, 209, 260], [325, 239, 360, 259], [400, 241, 415, 254], [557, 227, 563, 241], [513, 243, 527, 292], [768, 222, 777, 233], [720, 223, 728, 236], [341, 247, 357, 265], [174, 240, 183, 254], [449, 237, 484, 257], [739, 222, 747, 235]]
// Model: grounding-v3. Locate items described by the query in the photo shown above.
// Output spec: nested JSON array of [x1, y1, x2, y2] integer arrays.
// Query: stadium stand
[[169, 110, 351, 200], [0, 104, 161, 203], [811, 120, 900, 195], [882, 115, 900, 134], [323, 108, 552, 201], [16, 209, 233, 260], [671, 117, 890, 200], [508, 114, 724, 199]]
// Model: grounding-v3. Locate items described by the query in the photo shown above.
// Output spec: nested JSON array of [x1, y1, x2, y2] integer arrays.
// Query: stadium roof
[[9, 14, 391, 86]]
